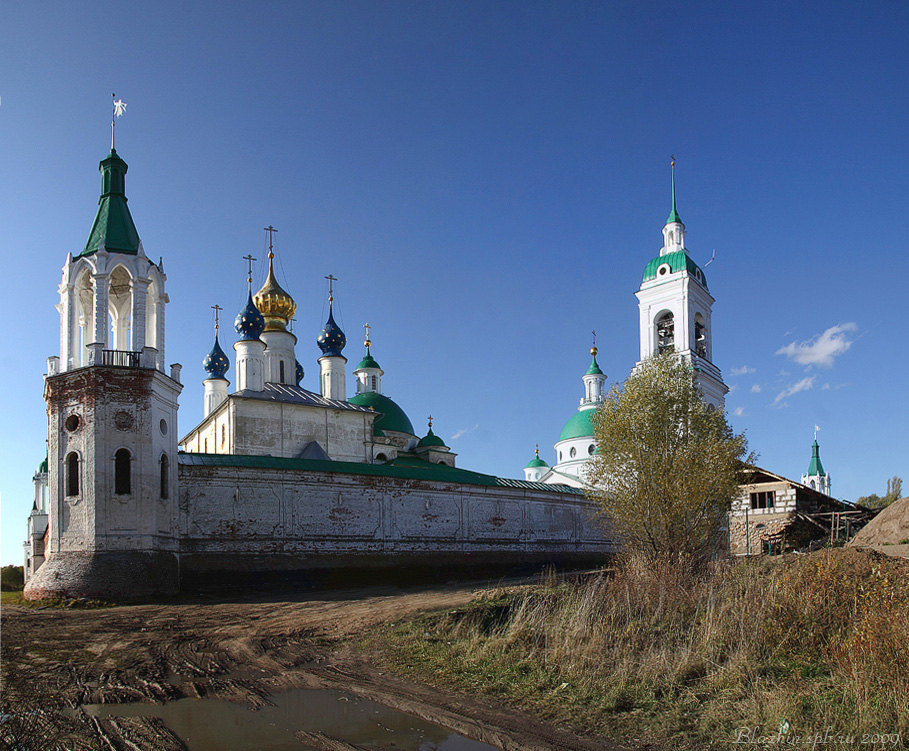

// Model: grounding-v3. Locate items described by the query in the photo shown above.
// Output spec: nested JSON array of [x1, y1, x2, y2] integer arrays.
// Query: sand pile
[[849, 496, 909, 546]]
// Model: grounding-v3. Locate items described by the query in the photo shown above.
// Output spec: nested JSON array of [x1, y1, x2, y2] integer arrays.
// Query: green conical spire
[[666, 156, 682, 225], [79, 149, 141, 257], [806, 440, 826, 477]]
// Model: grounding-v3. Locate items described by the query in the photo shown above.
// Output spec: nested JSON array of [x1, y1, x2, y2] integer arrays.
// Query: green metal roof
[[642, 250, 707, 289], [586, 354, 604, 376], [526, 456, 549, 469], [807, 440, 827, 477], [79, 150, 141, 257], [347, 391, 415, 435], [178, 451, 584, 494], [417, 428, 446, 448], [667, 162, 682, 225], [355, 352, 382, 370], [558, 407, 596, 442]]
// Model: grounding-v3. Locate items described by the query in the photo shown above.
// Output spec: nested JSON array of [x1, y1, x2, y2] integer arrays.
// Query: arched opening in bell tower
[[656, 311, 675, 354]]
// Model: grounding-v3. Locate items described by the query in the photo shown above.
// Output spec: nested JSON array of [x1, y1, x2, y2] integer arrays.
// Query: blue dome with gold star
[[202, 335, 229, 379], [235, 293, 265, 340], [295, 360, 304, 385], [317, 308, 347, 357]]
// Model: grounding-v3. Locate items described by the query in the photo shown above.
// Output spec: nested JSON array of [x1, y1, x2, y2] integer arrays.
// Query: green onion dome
[[558, 408, 596, 442], [418, 427, 446, 448], [348, 392, 414, 435]]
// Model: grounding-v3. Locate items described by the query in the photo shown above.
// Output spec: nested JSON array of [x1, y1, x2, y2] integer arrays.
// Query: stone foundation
[[22, 551, 179, 600]]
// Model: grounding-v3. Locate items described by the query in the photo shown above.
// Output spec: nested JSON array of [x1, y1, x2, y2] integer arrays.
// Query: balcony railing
[[102, 349, 140, 368]]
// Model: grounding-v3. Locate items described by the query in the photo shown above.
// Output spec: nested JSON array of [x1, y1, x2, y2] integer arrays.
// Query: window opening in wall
[[371, 375, 377, 391], [375, 453, 387, 462], [656, 312, 674, 354], [280, 361, 285, 383], [160, 454, 169, 499], [588, 444, 595, 455], [204, 438, 208, 452], [750, 490, 775, 510], [221, 424, 226, 448], [570, 447, 577, 458], [66, 452, 79, 497], [695, 315, 707, 359], [115, 448, 131, 495]]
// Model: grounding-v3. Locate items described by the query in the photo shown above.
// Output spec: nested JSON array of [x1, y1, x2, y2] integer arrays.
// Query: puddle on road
[[78, 687, 496, 751]]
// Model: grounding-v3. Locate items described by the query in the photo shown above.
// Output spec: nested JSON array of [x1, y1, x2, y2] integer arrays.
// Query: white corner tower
[[25, 129, 183, 600], [634, 159, 728, 409]]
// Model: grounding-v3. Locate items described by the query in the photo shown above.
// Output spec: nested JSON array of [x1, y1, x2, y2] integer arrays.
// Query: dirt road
[[1, 580, 628, 751]]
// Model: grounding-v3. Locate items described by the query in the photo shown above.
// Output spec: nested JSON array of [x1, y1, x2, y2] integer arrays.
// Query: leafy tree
[[858, 476, 903, 509], [586, 352, 752, 563], [1, 565, 24, 591]]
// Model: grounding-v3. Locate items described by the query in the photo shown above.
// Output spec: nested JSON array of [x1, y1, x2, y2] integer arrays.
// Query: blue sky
[[2, 0, 907, 565]]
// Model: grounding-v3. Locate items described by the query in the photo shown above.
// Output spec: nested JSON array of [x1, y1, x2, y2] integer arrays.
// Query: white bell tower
[[634, 159, 727, 409]]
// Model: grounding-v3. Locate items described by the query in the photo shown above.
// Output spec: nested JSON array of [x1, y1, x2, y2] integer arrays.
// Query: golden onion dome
[[253, 254, 297, 332]]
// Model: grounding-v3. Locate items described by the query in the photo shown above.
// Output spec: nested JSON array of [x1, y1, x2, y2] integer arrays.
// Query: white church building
[[525, 163, 728, 487]]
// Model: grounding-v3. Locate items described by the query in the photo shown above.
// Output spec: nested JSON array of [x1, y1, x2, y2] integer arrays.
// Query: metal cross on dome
[[243, 254, 257, 290], [364, 322, 371, 348], [263, 226, 278, 259], [325, 274, 337, 304], [211, 304, 223, 331]]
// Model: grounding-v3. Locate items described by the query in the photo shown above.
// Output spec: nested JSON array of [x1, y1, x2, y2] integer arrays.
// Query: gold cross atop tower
[[364, 322, 372, 349], [211, 304, 223, 331], [427, 415, 434, 430], [325, 274, 337, 304]]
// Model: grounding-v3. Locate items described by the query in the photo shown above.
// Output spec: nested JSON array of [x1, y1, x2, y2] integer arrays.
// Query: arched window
[[371, 375, 377, 391], [375, 453, 388, 462], [656, 312, 674, 354], [280, 360, 286, 383], [115, 448, 131, 495], [588, 444, 595, 455], [221, 424, 226, 448], [160, 454, 169, 499], [570, 447, 577, 458], [66, 452, 79, 497], [694, 314, 707, 359]]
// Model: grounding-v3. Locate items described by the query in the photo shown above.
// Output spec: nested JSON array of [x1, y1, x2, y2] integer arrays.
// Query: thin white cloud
[[750, 384, 762, 393], [730, 366, 756, 376], [772, 376, 817, 407], [822, 382, 849, 391], [776, 323, 858, 368], [733, 406, 746, 417], [450, 424, 479, 441], [727, 384, 738, 395]]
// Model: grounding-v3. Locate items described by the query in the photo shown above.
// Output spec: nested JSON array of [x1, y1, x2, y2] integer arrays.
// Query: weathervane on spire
[[364, 322, 372, 349], [111, 94, 127, 150], [211, 304, 223, 331], [325, 274, 337, 305], [814, 424, 820, 441], [243, 254, 257, 292]]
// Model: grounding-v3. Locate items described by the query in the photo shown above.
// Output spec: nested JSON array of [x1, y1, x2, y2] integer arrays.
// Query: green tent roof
[[348, 391, 415, 435], [642, 250, 707, 289], [807, 440, 827, 477], [79, 149, 141, 257], [558, 408, 596, 442]]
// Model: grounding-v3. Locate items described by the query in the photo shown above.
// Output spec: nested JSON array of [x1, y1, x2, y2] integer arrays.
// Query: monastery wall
[[176, 462, 615, 587]]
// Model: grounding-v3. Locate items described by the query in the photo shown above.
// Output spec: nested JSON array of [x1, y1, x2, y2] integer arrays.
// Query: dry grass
[[374, 548, 909, 749]]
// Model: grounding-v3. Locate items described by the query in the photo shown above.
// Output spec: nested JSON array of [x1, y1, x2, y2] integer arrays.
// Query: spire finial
[[364, 322, 372, 350], [428, 415, 433, 430], [535, 443, 540, 458], [111, 94, 126, 150], [667, 155, 682, 225], [243, 254, 257, 292], [325, 274, 337, 306], [211, 304, 223, 331], [814, 424, 820, 441], [264, 225, 277, 261], [591, 328, 598, 357]]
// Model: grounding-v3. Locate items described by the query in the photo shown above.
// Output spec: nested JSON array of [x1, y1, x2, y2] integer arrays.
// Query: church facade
[[23, 141, 613, 599]]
